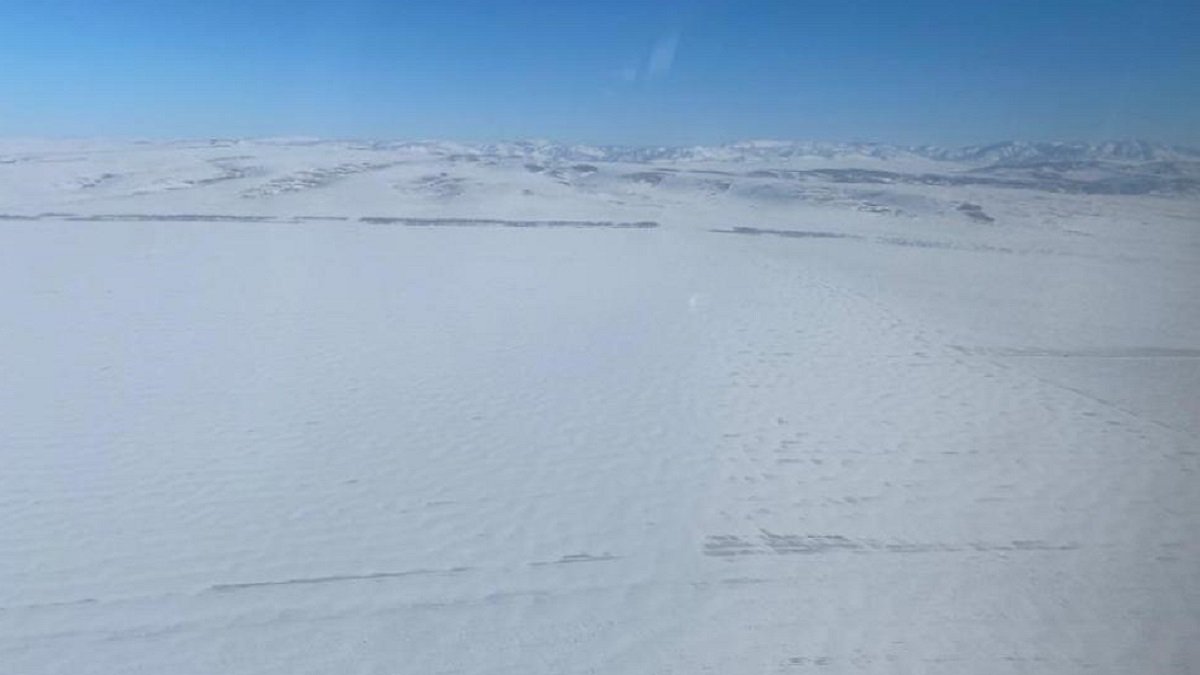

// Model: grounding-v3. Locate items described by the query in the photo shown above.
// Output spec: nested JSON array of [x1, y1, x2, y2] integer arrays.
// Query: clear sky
[[2, 0, 1198, 146]]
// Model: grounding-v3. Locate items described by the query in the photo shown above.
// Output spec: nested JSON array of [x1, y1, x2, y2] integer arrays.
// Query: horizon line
[[2, 135, 1197, 151]]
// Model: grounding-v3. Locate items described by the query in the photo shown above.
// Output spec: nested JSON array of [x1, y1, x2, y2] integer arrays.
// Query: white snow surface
[[1, 138, 1198, 674]]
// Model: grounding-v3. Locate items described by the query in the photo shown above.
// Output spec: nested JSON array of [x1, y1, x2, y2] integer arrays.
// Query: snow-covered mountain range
[[2, 137, 1196, 225], [245, 137, 1200, 166], [186, 137, 1200, 197]]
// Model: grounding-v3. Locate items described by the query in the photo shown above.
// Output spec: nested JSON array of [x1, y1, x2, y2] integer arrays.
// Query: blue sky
[[2, 0, 1198, 145]]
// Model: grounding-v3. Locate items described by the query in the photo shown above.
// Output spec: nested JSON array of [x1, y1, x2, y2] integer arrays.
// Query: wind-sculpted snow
[[1, 137, 1198, 675]]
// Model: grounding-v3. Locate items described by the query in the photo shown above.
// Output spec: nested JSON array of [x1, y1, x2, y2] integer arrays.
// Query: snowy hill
[[1, 136, 1198, 675]]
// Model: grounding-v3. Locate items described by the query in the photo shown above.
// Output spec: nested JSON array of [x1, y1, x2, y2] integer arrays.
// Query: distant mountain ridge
[[913, 140, 1200, 165], [158, 136, 1200, 196], [347, 138, 1200, 167]]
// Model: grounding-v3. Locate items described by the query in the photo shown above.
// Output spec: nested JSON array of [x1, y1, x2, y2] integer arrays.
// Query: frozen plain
[[1, 139, 1197, 674]]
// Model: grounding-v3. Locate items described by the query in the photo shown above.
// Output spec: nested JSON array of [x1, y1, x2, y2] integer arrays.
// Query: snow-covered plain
[[1, 138, 1198, 674]]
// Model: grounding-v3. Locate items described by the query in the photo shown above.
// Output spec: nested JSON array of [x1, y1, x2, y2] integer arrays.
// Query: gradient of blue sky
[[1, 0, 1198, 145]]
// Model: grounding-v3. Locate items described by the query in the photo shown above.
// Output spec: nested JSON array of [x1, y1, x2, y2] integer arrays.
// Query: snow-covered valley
[[1, 138, 1197, 674]]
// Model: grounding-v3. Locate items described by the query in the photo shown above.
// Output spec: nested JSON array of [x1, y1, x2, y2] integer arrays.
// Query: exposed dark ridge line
[[738, 167, 1200, 196], [0, 597, 99, 613], [65, 214, 276, 223], [210, 566, 472, 592], [950, 346, 1200, 359], [713, 226, 1100, 259], [3, 213, 658, 228], [703, 533, 1079, 557], [710, 227, 861, 239], [529, 553, 621, 566], [359, 217, 658, 228]]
